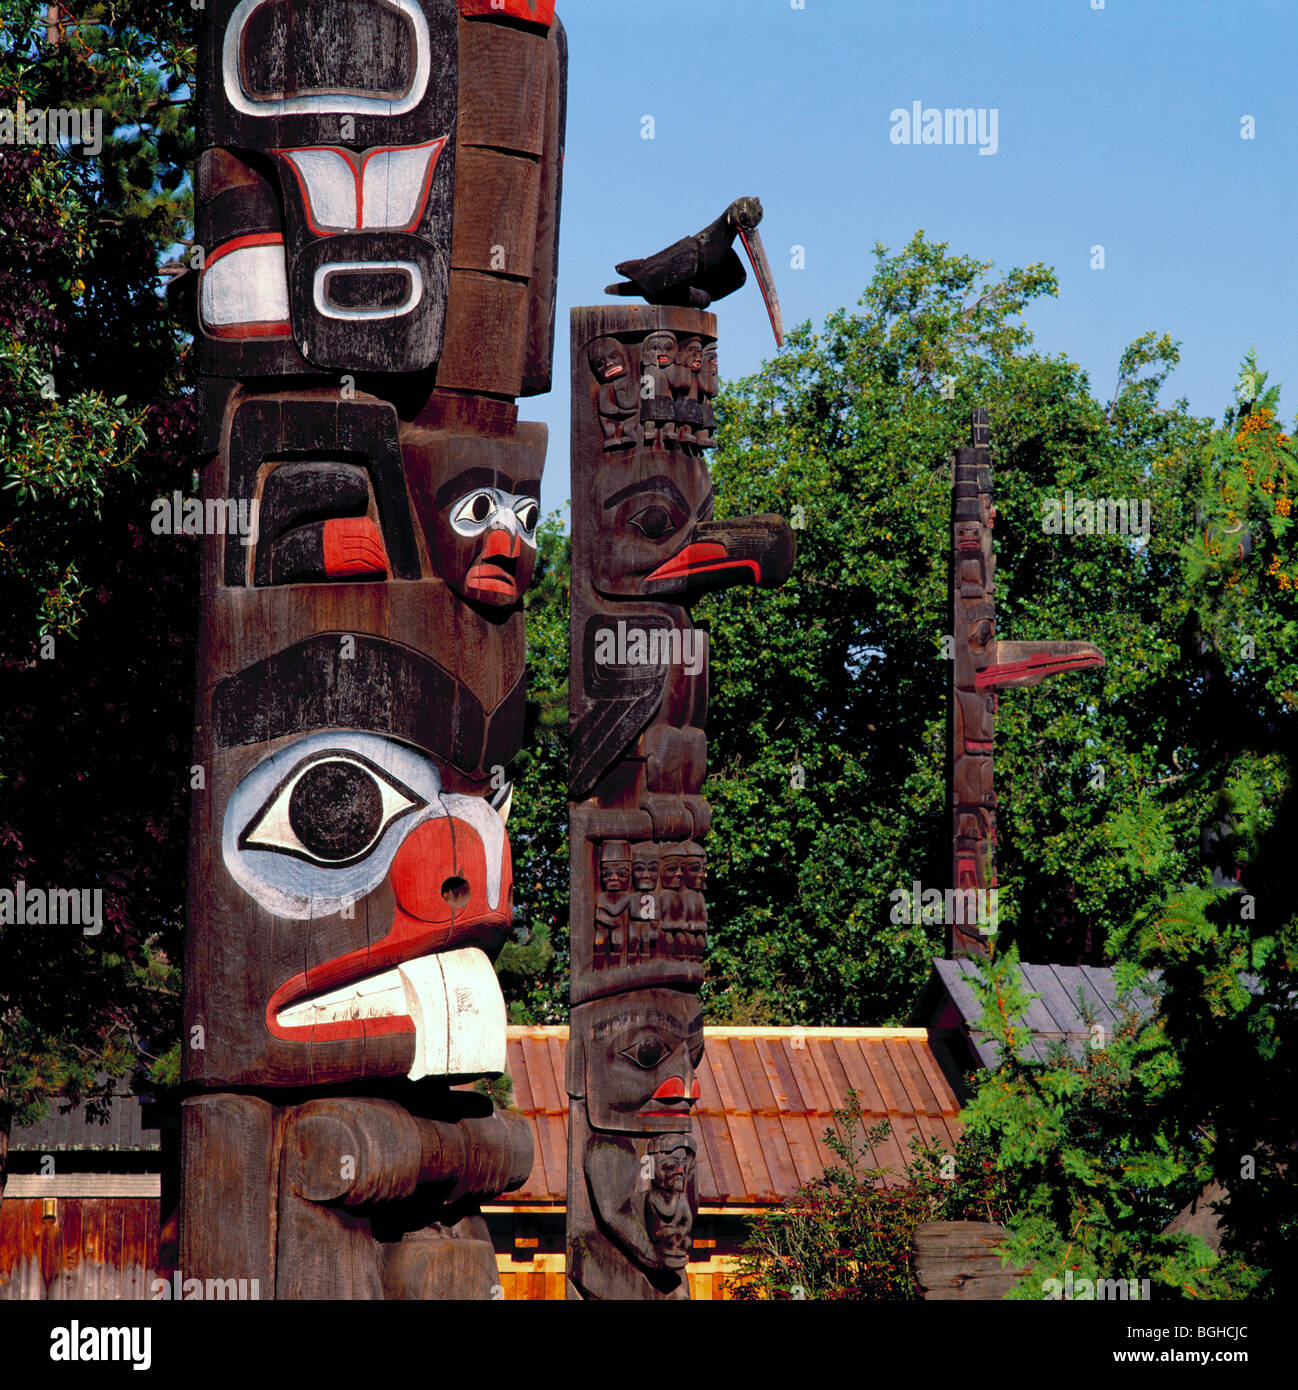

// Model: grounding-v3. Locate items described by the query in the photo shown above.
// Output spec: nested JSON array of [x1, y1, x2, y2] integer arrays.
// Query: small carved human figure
[[594, 840, 633, 968], [668, 337, 705, 447], [639, 331, 677, 449], [656, 847, 686, 957], [697, 344, 719, 447], [679, 841, 707, 958], [588, 337, 640, 452], [630, 841, 660, 962], [645, 1134, 697, 1268]]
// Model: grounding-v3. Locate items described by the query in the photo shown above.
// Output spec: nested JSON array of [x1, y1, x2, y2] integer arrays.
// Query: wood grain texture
[[186, 0, 559, 1300], [566, 303, 793, 1297], [913, 1221, 1030, 1300]]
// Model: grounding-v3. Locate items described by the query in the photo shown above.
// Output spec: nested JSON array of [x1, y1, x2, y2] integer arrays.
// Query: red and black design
[[183, 1, 566, 1301]]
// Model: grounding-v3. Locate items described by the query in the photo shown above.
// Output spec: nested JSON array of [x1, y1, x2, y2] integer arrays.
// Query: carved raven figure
[[606, 197, 784, 344]]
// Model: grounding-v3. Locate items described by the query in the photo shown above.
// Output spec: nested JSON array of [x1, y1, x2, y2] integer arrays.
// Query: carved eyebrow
[[602, 476, 690, 512], [432, 470, 540, 510]]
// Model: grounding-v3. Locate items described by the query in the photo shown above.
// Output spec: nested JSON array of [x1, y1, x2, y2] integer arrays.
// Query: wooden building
[[0, 1026, 963, 1300]]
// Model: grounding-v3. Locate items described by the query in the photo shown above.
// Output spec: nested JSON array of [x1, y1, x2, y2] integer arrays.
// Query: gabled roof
[[9, 1093, 162, 1153], [503, 1026, 963, 1207], [923, 959, 1159, 1069]]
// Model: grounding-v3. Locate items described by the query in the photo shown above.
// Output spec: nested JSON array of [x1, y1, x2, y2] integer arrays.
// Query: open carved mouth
[[268, 945, 506, 1082], [466, 551, 519, 598]]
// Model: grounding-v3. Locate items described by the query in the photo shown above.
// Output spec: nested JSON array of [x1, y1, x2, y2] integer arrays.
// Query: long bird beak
[[736, 224, 784, 348]]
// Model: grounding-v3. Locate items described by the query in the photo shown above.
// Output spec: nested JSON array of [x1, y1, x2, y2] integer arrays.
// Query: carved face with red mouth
[[576, 990, 703, 1134], [424, 465, 541, 608], [222, 729, 513, 1083]]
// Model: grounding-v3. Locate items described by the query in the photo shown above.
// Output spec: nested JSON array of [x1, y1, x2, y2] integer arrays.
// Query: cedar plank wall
[[0, 1198, 159, 1300]]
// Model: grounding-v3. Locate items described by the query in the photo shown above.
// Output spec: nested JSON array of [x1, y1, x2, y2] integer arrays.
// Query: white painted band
[[311, 259, 423, 320], [222, 0, 431, 118]]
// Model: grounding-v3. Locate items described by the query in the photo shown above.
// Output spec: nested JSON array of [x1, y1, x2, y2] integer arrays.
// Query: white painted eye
[[239, 751, 425, 867], [513, 499, 539, 538], [451, 490, 499, 535]]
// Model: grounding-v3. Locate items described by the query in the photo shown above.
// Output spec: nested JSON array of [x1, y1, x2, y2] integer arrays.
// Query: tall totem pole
[[182, 0, 565, 1298], [949, 408, 1105, 957], [565, 201, 795, 1299]]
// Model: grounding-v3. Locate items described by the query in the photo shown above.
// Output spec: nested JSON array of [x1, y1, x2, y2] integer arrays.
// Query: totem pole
[[181, 0, 565, 1298], [566, 200, 794, 1299], [949, 407, 1105, 957]]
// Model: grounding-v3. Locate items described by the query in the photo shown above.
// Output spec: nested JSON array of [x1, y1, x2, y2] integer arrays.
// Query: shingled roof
[[920, 959, 1159, 1070], [501, 1026, 963, 1207]]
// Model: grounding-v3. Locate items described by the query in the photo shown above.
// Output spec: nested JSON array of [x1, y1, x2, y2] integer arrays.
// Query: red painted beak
[[644, 543, 761, 586]]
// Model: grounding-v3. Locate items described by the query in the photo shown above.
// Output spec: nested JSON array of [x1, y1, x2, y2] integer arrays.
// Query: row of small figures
[[589, 333, 719, 452], [593, 838, 707, 968]]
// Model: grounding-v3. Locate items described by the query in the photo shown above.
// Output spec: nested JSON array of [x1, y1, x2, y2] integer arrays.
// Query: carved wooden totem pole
[[566, 201, 794, 1298], [949, 408, 1105, 957], [182, 0, 566, 1298]]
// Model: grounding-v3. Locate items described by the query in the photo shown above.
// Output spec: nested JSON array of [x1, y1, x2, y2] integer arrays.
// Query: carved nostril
[[441, 876, 470, 909]]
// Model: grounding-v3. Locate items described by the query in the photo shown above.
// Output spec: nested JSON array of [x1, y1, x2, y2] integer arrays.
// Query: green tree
[[699, 231, 1213, 1025], [0, 0, 194, 1188], [955, 359, 1296, 1299]]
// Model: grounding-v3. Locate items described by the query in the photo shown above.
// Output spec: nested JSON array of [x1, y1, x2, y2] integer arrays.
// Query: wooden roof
[[925, 960, 1159, 1069], [502, 1026, 963, 1207]]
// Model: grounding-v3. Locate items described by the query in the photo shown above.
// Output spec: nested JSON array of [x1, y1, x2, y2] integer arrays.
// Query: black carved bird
[[606, 197, 784, 344]]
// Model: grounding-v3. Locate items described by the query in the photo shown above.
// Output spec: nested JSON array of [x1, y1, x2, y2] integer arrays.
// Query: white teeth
[[276, 971, 407, 1025], [275, 947, 505, 1082]]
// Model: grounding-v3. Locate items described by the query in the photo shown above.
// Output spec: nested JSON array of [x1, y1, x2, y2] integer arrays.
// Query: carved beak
[[643, 516, 796, 598], [736, 224, 784, 347]]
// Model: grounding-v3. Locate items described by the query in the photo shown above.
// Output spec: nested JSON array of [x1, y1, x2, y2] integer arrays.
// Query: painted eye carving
[[620, 1034, 670, 1070], [514, 499, 539, 536], [452, 490, 498, 533], [628, 504, 676, 540], [238, 751, 427, 867]]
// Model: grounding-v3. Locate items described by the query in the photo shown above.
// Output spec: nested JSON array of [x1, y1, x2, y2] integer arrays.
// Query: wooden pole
[[182, 0, 566, 1299], [565, 303, 794, 1298]]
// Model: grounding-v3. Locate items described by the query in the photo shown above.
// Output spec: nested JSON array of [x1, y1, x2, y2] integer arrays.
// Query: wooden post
[[182, 0, 566, 1298], [948, 409, 1105, 957], [565, 303, 794, 1298]]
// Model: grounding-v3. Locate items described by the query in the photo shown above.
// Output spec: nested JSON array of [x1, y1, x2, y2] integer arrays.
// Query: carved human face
[[425, 465, 541, 608], [680, 852, 705, 892], [658, 852, 684, 890], [631, 845, 659, 892], [581, 990, 703, 1133], [589, 336, 629, 383], [582, 1132, 697, 1275], [643, 332, 677, 373], [600, 858, 632, 893], [645, 1136, 697, 1268], [677, 338, 704, 374]]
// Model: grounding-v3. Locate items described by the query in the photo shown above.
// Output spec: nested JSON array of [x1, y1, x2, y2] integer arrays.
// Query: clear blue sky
[[529, 0, 1298, 518]]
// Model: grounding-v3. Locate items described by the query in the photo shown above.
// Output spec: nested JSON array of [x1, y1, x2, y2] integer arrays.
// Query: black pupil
[[471, 494, 492, 521], [637, 1039, 665, 1068], [520, 505, 537, 530], [288, 761, 383, 861], [635, 507, 672, 539]]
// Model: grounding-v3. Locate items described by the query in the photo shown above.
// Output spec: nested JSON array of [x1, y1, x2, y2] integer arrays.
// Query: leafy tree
[[498, 509, 570, 1022], [698, 231, 1214, 1024], [956, 360, 1297, 1299], [0, 0, 194, 1188]]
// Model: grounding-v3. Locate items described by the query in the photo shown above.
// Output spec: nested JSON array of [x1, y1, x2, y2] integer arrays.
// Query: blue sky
[[529, 0, 1298, 517]]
